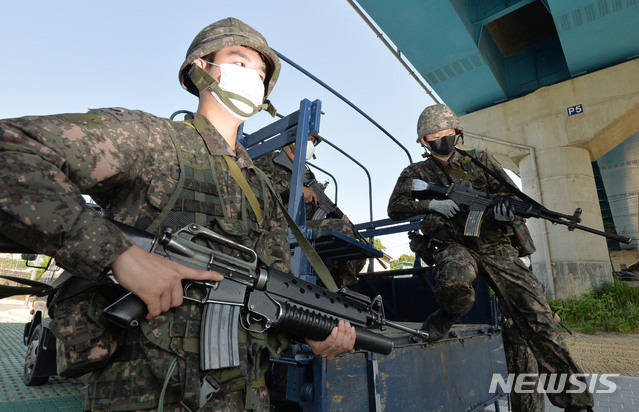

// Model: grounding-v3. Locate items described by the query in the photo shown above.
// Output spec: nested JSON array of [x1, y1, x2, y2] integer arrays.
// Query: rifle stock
[[412, 179, 632, 244]]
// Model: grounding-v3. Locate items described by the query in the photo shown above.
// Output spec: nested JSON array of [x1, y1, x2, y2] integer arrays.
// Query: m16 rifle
[[411, 179, 632, 244], [305, 177, 387, 268], [100, 221, 427, 370], [271, 149, 347, 221]]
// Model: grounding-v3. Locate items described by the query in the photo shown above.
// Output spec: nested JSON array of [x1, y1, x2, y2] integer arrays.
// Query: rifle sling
[[454, 147, 541, 207], [253, 167, 339, 291], [222, 155, 263, 229], [185, 115, 264, 229], [227, 152, 337, 290]]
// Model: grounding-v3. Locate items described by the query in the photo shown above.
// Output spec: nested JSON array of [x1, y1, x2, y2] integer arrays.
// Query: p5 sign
[[567, 104, 583, 116]]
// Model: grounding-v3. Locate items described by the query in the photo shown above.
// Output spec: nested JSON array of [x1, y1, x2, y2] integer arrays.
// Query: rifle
[[557, 318, 573, 335], [411, 179, 632, 244], [98, 221, 430, 370], [305, 178, 387, 268], [306, 178, 345, 221], [270, 151, 341, 221]]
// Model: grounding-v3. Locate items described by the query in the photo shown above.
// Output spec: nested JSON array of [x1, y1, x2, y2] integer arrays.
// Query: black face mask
[[427, 134, 458, 156]]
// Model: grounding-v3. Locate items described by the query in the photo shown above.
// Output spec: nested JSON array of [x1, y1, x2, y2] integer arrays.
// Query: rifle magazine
[[464, 210, 484, 237], [200, 303, 241, 370]]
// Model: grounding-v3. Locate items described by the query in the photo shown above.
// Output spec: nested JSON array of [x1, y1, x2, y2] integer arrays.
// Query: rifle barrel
[[568, 222, 631, 244]]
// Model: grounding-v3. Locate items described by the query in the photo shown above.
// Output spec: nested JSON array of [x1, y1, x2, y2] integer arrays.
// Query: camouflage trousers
[[306, 218, 366, 289], [431, 242, 594, 410], [500, 317, 545, 412]]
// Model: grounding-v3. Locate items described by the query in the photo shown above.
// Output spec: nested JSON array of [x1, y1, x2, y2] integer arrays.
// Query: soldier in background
[[254, 135, 366, 290], [387, 104, 593, 412], [0, 17, 355, 411]]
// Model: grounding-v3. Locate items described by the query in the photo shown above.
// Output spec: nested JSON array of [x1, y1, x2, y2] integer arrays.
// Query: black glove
[[494, 198, 515, 223]]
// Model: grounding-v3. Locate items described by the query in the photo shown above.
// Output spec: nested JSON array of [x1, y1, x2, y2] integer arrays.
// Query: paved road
[[0, 299, 84, 411]]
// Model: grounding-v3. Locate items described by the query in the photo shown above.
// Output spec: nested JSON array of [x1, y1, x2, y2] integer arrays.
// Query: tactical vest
[[162, 118, 278, 409], [149, 119, 269, 246]]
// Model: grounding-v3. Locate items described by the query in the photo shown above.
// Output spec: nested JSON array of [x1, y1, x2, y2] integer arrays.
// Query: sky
[[0, 1, 438, 259]]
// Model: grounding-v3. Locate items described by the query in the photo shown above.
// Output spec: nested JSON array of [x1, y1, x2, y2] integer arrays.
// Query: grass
[[548, 281, 639, 334]]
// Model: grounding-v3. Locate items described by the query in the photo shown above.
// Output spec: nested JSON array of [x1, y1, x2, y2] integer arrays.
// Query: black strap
[[454, 148, 541, 207], [252, 167, 339, 291], [427, 155, 454, 186]]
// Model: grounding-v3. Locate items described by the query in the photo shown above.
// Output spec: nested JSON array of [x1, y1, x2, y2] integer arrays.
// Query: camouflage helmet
[[416, 104, 463, 142], [179, 17, 281, 98]]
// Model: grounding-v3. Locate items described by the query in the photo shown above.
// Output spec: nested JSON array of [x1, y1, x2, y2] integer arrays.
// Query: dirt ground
[[562, 331, 639, 376]]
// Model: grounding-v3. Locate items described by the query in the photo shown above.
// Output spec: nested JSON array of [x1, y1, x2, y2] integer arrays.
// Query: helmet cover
[[416, 104, 462, 142]]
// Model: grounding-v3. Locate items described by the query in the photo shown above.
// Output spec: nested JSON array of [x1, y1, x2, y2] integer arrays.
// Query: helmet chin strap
[[187, 65, 277, 117]]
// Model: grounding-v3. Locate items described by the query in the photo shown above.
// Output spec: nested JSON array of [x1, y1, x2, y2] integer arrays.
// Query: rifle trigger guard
[[183, 281, 219, 304]]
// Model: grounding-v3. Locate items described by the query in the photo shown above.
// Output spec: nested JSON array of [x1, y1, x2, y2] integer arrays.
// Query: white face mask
[[208, 62, 265, 120], [305, 142, 316, 160]]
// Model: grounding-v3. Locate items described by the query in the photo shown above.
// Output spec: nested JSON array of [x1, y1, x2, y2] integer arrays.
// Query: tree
[[395, 254, 414, 263], [373, 238, 386, 252], [390, 253, 415, 270]]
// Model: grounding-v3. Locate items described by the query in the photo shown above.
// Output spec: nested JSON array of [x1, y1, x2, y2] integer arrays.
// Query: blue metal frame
[[243, 99, 322, 280]]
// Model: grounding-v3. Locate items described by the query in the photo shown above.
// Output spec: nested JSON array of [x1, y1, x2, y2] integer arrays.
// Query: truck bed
[[279, 323, 508, 412]]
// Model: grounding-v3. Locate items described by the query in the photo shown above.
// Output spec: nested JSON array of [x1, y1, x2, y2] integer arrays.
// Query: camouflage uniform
[[0, 109, 290, 411], [254, 151, 365, 290], [500, 314, 545, 412], [386, 104, 593, 410]]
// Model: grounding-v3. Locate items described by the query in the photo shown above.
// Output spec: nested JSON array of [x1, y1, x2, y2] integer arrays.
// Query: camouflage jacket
[[387, 150, 518, 246], [0, 108, 291, 278]]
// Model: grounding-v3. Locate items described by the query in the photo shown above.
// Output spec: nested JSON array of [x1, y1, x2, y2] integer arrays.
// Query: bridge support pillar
[[520, 145, 613, 299]]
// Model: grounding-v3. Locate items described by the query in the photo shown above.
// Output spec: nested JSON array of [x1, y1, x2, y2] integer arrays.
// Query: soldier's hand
[[428, 199, 459, 218], [303, 186, 318, 204], [110, 245, 224, 320], [494, 198, 515, 222], [305, 320, 356, 360]]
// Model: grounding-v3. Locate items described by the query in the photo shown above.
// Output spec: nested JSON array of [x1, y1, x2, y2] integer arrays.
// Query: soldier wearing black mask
[[387, 104, 594, 412]]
